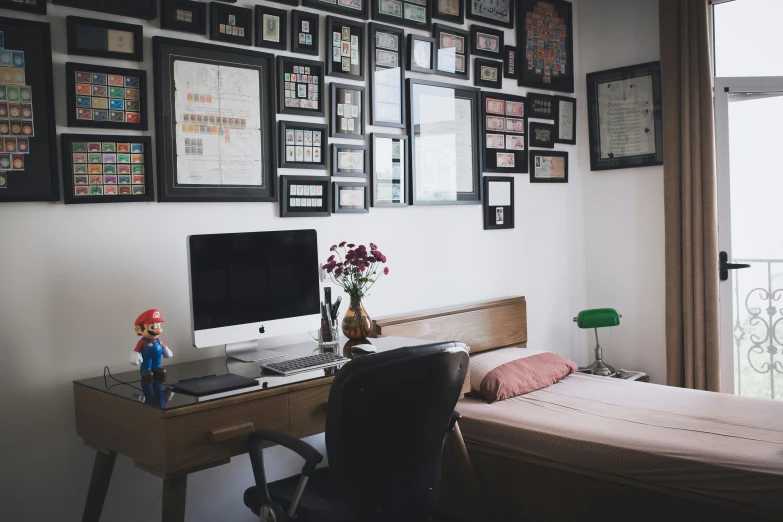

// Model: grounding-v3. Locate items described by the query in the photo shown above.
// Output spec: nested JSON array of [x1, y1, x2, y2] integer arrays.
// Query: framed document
[[66, 17, 144, 62], [467, 0, 513, 28], [303, 0, 369, 20], [280, 175, 331, 217], [407, 34, 435, 74], [481, 92, 527, 174], [517, 0, 574, 93], [529, 121, 554, 148], [53, 0, 157, 20], [503, 45, 517, 79], [483, 176, 514, 230], [587, 61, 663, 171], [433, 0, 463, 25], [369, 23, 405, 128], [372, 0, 431, 31], [408, 79, 481, 205], [554, 95, 576, 145], [470, 24, 503, 59], [161, 0, 208, 35], [0, 0, 47, 14], [433, 23, 470, 80], [153, 37, 277, 202], [371, 133, 407, 207], [278, 56, 325, 117], [530, 150, 568, 183], [332, 143, 368, 177], [332, 181, 369, 213], [279, 120, 327, 170], [326, 16, 365, 81], [330, 83, 365, 139], [291, 10, 320, 56], [474, 58, 502, 89]]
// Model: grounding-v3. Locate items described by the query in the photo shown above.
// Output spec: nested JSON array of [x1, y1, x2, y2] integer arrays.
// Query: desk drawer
[[289, 385, 330, 438]]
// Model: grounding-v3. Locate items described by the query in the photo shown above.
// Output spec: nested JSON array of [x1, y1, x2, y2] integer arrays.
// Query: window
[[714, 0, 783, 77]]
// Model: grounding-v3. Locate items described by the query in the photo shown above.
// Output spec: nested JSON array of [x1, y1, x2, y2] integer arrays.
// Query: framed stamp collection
[[160, 0, 207, 35], [483, 176, 514, 230], [371, 132, 407, 207], [504, 45, 517, 79], [210, 2, 252, 46], [481, 92, 527, 174], [255, 5, 287, 51], [433, 23, 469, 80], [332, 143, 368, 177], [332, 181, 369, 213], [279, 120, 327, 170], [280, 174, 331, 217], [326, 16, 365, 80], [0, 0, 47, 14], [517, 0, 574, 93], [530, 150, 568, 183], [66, 16, 143, 61], [278, 56, 324, 117], [369, 23, 405, 127], [330, 83, 365, 139], [291, 10, 320, 56]]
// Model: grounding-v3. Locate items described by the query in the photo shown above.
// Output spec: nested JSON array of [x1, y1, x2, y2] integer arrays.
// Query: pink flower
[[339, 241, 347, 247], [330, 245, 337, 251], [383, 267, 389, 275], [327, 255, 335, 262], [335, 267, 343, 277], [370, 243, 378, 250], [347, 243, 355, 248]]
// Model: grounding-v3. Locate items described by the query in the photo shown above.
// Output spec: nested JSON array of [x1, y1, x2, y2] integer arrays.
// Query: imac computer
[[187, 229, 321, 362]]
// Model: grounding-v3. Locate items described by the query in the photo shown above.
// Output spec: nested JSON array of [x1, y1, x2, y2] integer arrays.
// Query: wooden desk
[[73, 336, 429, 522]]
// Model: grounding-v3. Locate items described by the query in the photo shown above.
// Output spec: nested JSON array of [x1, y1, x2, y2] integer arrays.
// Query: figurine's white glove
[[130, 352, 143, 365], [163, 347, 173, 359]]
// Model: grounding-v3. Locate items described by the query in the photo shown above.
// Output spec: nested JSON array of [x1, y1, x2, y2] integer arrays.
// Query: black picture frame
[[66, 16, 144, 62], [483, 176, 514, 230], [255, 4, 287, 51], [280, 174, 331, 217], [587, 61, 663, 171], [267, 0, 298, 7], [432, 0, 463, 24], [332, 181, 369, 213], [303, 0, 369, 20], [481, 92, 527, 174], [279, 120, 327, 170], [432, 23, 470, 80], [529, 121, 555, 148], [0, 0, 47, 14], [291, 10, 319, 56], [210, 2, 253, 46], [517, 0, 574, 93], [529, 150, 568, 183], [467, 0, 513, 28], [470, 24, 503, 59], [553, 95, 576, 145], [527, 91, 555, 119], [369, 22, 405, 128], [331, 143, 368, 177], [65, 62, 148, 131], [371, 132, 407, 207], [0, 17, 59, 203], [325, 16, 365, 81], [60, 134, 154, 204], [277, 56, 325, 117], [503, 45, 517, 79], [330, 82, 365, 139], [161, 0, 207, 35], [474, 58, 502, 89], [371, 0, 431, 31], [52, 0, 157, 20], [407, 34, 435, 74], [153, 36, 277, 202], [408, 78, 481, 205]]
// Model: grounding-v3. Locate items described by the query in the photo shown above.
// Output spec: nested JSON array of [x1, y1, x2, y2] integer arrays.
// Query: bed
[[373, 297, 783, 522]]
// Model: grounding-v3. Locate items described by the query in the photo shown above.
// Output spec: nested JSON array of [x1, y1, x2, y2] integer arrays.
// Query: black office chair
[[243, 341, 470, 522]]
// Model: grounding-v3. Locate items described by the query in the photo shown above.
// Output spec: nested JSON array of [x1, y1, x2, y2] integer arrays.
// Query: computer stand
[[225, 339, 288, 363]]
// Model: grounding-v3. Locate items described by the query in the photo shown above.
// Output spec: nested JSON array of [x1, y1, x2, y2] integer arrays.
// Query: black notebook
[[172, 373, 259, 397]]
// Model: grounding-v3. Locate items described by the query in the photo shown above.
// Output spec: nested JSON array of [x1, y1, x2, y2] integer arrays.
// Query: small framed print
[[503, 45, 516, 79], [372, 0, 431, 31], [527, 92, 555, 119], [291, 11, 320, 56], [529, 121, 555, 148], [433, 0, 463, 24], [325, 16, 364, 80], [210, 2, 253, 46], [470, 25, 503, 59], [369, 23, 405, 128], [66, 62, 147, 131], [474, 58, 502, 89], [530, 150, 568, 183], [330, 83, 365, 139], [0, 0, 47, 14], [371, 133, 408, 207], [280, 121, 327, 170], [280, 175, 331, 217], [432, 23, 470, 80], [554, 95, 576, 145], [161, 0, 207, 35], [481, 92, 527, 174], [303, 0, 369, 20], [332, 143, 368, 177], [407, 34, 435, 74], [333, 181, 369, 213], [53, 0, 156, 20], [255, 5, 287, 51], [66, 16, 143, 61], [278, 56, 325, 117], [483, 176, 514, 230], [467, 0, 513, 28]]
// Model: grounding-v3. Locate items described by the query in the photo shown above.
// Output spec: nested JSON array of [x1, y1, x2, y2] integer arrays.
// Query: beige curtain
[[659, 0, 720, 391]]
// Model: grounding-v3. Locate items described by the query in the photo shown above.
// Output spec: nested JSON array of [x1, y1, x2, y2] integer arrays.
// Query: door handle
[[719, 251, 751, 281]]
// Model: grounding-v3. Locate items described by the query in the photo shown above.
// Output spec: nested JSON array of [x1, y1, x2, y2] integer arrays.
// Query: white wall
[[0, 2, 588, 521]]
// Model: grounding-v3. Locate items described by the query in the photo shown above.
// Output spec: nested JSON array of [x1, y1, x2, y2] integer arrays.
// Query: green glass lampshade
[[575, 308, 620, 329]]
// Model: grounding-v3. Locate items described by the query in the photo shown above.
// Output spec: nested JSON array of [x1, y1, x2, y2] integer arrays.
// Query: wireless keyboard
[[261, 353, 349, 376]]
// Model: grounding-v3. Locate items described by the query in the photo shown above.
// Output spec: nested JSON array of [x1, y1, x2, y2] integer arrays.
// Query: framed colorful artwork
[[371, 0, 430, 31], [279, 120, 327, 170], [277, 56, 324, 117], [470, 24, 503, 59], [371, 133, 407, 207], [369, 23, 405, 128], [331, 143, 368, 177], [407, 34, 435, 74], [52, 0, 157, 20], [467, 0, 513, 28], [432, 23, 470, 80], [332, 181, 369, 213], [483, 176, 514, 230], [432, 0, 463, 25], [527, 91, 555, 119], [480, 91, 527, 174], [66, 16, 144, 62], [330, 82, 365, 139], [280, 175, 331, 217], [474, 58, 502, 89], [291, 11, 320, 56], [0, 0, 47, 14], [517, 0, 574, 93], [65, 62, 147, 131], [529, 121, 555, 148], [255, 5, 287, 51], [503, 45, 517, 79], [0, 17, 59, 202], [161, 0, 207, 35], [326, 16, 364, 80], [210, 2, 253, 46], [529, 150, 568, 183], [303, 0, 369, 20], [554, 95, 576, 145]]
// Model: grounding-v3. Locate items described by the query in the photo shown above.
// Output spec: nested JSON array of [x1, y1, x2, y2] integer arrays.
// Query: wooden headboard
[[373, 296, 527, 355]]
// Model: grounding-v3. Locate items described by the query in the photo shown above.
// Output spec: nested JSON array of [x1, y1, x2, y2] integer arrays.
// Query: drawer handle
[[209, 422, 255, 442]]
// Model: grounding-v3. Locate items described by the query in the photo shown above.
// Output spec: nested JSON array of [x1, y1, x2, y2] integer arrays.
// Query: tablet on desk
[[172, 373, 259, 397]]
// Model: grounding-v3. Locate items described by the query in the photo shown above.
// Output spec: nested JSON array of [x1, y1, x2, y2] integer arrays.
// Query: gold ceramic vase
[[342, 300, 373, 340]]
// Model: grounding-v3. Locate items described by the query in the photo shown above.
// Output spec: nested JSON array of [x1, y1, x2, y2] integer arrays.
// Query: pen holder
[[310, 324, 340, 352]]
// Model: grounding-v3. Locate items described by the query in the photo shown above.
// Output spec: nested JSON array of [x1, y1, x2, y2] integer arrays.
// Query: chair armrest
[[447, 410, 462, 433]]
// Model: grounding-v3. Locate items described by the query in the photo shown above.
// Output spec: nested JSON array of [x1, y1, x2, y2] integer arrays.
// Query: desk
[[73, 335, 430, 522]]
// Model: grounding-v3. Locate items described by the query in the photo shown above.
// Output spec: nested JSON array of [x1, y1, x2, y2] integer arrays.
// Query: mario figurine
[[130, 309, 173, 380]]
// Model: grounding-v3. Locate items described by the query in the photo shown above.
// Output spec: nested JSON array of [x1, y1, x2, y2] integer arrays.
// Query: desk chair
[[243, 342, 470, 522]]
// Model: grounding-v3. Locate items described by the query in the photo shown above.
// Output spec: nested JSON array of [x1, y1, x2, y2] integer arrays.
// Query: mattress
[[457, 373, 783, 515]]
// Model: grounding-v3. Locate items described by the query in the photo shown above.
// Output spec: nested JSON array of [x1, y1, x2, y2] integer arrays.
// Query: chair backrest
[[325, 342, 469, 522]]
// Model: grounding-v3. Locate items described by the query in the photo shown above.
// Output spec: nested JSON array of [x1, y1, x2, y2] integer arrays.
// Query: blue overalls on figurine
[[130, 309, 173, 380]]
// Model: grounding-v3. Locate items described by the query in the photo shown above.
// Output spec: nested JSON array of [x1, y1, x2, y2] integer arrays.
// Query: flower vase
[[342, 300, 373, 340]]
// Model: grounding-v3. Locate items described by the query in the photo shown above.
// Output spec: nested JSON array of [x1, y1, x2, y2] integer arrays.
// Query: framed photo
[[529, 121, 554, 148], [161, 0, 207, 35], [587, 61, 663, 171], [470, 25, 503, 59], [333, 181, 369, 213], [52, 0, 157, 20], [503, 45, 517, 79], [407, 34, 435, 74], [483, 176, 514, 230], [432, 23, 470, 80], [210, 2, 253, 46], [303, 0, 369, 20], [530, 150, 568, 183], [66, 16, 143, 62], [60, 134, 153, 204], [279, 120, 327, 170], [280, 175, 331, 217], [481, 92, 527, 174], [432, 0, 463, 25], [278, 56, 325, 117], [527, 92, 555, 119], [371, 133, 407, 207], [291, 11, 320, 56], [474, 58, 501, 89], [330, 82, 365, 139], [255, 5, 287, 51], [369, 23, 405, 128], [408, 79, 481, 205], [153, 37, 277, 202], [467, 0, 513, 28], [66, 62, 147, 131], [371, 0, 431, 31], [554, 95, 576, 145], [0, 0, 47, 14], [326, 16, 364, 81], [517, 0, 574, 93], [0, 17, 59, 202], [332, 143, 368, 177]]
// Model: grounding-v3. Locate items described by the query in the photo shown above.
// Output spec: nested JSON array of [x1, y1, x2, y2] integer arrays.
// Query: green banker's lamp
[[573, 308, 621, 377]]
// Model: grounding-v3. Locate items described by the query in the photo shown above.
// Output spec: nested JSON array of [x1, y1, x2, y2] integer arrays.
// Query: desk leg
[[162, 475, 187, 522], [82, 449, 117, 522]]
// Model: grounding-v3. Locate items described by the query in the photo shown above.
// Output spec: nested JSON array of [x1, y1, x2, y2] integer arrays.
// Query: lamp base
[[586, 359, 616, 377]]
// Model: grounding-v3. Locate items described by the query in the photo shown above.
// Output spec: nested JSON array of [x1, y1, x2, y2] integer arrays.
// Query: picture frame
[[371, 0, 431, 31], [408, 79, 481, 205], [483, 176, 514, 230], [481, 92, 527, 174], [474, 58, 502, 89], [331, 143, 368, 177], [255, 4, 287, 51], [325, 16, 365, 81], [529, 150, 568, 183], [529, 121, 555, 148], [0, 16, 59, 203], [280, 175, 331, 217], [303, 0, 369, 20], [503, 45, 517, 79], [587, 61, 663, 170], [266, 0, 298, 7], [330, 82, 365, 139], [467, 0, 513, 28], [407, 34, 435, 74], [470, 24, 503, 59], [333, 181, 369, 213], [66, 62, 148, 131], [291, 10, 320, 56], [371, 133, 408, 207], [369, 23, 405, 128], [66, 16, 144, 62], [52, 0, 157, 20], [0, 0, 47, 14], [210, 2, 253, 46], [527, 92, 555, 119], [554, 95, 576, 145], [60, 134, 154, 204], [432, 23, 470, 80], [277, 56, 325, 117], [279, 120, 328, 170], [432, 0, 463, 25], [161, 0, 207, 35], [517, 0, 574, 93], [153, 36, 277, 202]]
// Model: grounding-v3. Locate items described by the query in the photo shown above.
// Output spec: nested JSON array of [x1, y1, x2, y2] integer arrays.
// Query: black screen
[[189, 230, 320, 330]]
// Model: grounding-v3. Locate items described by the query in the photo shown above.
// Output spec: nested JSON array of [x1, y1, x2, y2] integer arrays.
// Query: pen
[[331, 296, 342, 321]]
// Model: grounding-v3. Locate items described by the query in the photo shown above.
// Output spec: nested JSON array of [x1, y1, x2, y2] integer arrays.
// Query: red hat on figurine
[[135, 309, 165, 326]]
